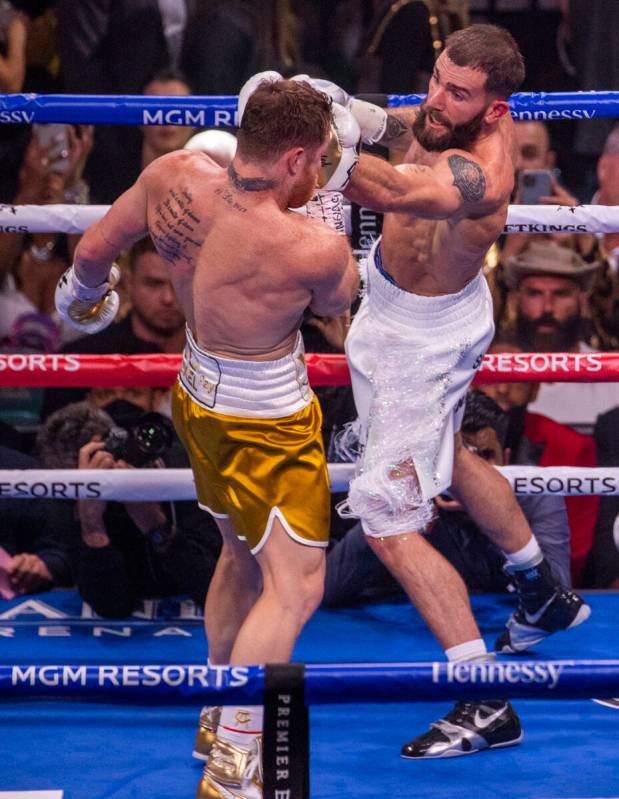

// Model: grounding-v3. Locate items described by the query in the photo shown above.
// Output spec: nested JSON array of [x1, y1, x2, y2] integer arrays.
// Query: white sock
[[218, 706, 263, 746], [503, 537, 543, 571], [445, 638, 488, 663]]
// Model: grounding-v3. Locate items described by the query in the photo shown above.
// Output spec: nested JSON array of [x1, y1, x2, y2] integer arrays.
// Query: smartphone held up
[[33, 123, 70, 174], [517, 169, 552, 205]]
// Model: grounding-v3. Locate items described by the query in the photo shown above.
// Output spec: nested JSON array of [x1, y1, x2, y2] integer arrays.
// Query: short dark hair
[[462, 390, 509, 447], [143, 68, 192, 93], [445, 24, 525, 98], [36, 401, 114, 469], [237, 79, 332, 162]]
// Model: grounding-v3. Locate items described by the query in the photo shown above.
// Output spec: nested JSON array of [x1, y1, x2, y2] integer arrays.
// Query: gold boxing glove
[[55, 264, 120, 334], [316, 102, 361, 192]]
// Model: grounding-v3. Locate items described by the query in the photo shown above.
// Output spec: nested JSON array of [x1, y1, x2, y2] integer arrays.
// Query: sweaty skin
[[345, 52, 518, 296], [72, 147, 359, 361]]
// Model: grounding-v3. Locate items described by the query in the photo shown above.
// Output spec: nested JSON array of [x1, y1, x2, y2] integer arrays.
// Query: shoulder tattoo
[[447, 154, 486, 203], [383, 113, 408, 143]]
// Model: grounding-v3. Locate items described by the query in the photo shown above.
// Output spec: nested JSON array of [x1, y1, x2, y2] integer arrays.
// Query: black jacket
[[0, 446, 75, 586]]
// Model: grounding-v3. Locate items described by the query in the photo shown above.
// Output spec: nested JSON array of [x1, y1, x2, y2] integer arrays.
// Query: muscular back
[[141, 151, 354, 360], [380, 114, 517, 295]]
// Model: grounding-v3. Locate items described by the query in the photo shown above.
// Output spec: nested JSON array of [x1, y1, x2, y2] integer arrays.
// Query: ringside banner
[[3, 661, 619, 703], [1, 466, 619, 500], [1, 202, 617, 237], [1, 352, 619, 390], [0, 91, 618, 126]]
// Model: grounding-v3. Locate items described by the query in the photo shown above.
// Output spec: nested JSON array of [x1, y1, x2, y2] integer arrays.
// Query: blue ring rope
[[2, 661, 619, 704], [0, 91, 616, 126]]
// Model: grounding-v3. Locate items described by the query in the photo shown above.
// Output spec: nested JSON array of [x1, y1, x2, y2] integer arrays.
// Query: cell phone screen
[[32, 124, 70, 173], [517, 169, 552, 205]]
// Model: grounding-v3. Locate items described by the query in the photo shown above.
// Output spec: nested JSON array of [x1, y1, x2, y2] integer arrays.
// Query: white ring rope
[[1, 465, 618, 500], [2, 203, 618, 236], [0, 204, 110, 235], [504, 203, 619, 234]]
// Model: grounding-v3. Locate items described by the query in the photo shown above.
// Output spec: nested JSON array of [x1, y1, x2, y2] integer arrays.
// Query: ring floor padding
[[2, 591, 618, 798]]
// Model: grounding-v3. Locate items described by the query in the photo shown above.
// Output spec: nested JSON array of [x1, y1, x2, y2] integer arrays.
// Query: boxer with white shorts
[[304, 23, 590, 759], [344, 239, 495, 535]]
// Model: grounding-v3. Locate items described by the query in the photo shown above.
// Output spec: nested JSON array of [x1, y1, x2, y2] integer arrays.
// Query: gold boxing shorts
[[171, 329, 330, 554]]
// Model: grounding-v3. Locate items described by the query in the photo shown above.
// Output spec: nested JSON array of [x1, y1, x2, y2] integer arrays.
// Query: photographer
[[36, 400, 221, 618]]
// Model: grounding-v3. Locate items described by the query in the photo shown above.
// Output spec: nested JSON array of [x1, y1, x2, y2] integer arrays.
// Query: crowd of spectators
[[1, 0, 618, 615]]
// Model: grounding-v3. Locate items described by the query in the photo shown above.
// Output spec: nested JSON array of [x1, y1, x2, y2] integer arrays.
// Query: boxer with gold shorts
[[173, 327, 331, 554], [54, 73, 360, 799]]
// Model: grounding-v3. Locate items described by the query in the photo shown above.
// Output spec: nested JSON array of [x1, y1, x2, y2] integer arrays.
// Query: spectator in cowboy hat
[[500, 240, 619, 428], [488, 120, 599, 332]]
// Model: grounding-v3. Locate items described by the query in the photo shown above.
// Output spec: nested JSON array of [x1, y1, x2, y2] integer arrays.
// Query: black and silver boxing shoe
[[592, 698, 619, 710], [401, 701, 522, 759], [495, 559, 591, 655]]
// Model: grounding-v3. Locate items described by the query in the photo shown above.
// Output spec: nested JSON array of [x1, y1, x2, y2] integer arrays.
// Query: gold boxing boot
[[196, 736, 263, 799], [193, 706, 222, 762]]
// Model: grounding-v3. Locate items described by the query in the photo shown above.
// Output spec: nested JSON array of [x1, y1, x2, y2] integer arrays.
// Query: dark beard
[[412, 103, 487, 152], [515, 312, 584, 352]]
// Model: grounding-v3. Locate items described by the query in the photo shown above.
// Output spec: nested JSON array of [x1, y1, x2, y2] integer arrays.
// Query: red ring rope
[[0, 352, 617, 388]]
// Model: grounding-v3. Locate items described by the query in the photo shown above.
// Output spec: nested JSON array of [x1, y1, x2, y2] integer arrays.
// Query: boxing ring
[[1, 89, 619, 799], [1, 592, 618, 798]]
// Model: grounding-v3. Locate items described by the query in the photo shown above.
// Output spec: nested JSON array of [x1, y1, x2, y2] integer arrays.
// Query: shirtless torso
[[348, 113, 517, 296], [78, 148, 358, 361]]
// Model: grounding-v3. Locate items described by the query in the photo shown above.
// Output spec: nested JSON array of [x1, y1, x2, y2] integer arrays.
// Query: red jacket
[[524, 412, 599, 586]]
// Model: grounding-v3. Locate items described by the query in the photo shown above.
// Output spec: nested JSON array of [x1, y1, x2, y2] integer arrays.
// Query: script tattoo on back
[[151, 188, 203, 264], [448, 154, 486, 203]]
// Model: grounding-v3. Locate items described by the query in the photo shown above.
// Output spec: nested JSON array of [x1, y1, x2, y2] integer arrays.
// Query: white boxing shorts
[[342, 238, 495, 537]]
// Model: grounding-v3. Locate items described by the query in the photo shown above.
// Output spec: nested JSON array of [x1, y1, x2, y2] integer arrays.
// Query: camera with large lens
[[102, 412, 174, 467]]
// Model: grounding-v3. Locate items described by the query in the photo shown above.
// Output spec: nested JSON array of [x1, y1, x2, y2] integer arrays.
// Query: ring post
[[263, 663, 309, 799]]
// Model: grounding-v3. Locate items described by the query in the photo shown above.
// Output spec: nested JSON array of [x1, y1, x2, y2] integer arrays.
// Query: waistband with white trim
[[367, 239, 489, 330], [178, 327, 313, 418]]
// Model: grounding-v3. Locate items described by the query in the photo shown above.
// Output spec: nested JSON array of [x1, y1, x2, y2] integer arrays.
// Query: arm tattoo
[[382, 113, 408, 143], [228, 163, 277, 192], [447, 154, 486, 203]]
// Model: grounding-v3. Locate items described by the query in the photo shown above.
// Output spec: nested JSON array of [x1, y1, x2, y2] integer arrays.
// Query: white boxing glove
[[318, 102, 360, 192], [184, 129, 237, 167], [294, 76, 388, 146], [347, 97, 388, 145], [55, 264, 120, 334], [237, 70, 283, 125], [298, 77, 350, 107]]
